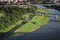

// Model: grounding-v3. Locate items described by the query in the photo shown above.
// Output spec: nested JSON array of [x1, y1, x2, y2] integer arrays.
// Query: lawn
[[15, 15, 49, 33]]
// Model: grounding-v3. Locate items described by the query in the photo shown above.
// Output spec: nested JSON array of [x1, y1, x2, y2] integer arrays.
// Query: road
[[7, 5, 60, 40]]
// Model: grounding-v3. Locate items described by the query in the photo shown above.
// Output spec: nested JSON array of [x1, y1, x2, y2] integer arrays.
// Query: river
[[6, 5, 60, 40]]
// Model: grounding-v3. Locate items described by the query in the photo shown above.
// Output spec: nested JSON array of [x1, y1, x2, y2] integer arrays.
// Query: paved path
[[7, 5, 60, 40]]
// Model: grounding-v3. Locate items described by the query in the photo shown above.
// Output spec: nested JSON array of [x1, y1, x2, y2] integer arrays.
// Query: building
[[0, 0, 2, 2], [50, 0, 60, 3], [54, 0, 59, 3], [0, 0, 27, 4]]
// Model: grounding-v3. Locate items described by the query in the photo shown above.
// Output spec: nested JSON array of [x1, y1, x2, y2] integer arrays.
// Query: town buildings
[[0, 0, 27, 4], [0, 0, 60, 5]]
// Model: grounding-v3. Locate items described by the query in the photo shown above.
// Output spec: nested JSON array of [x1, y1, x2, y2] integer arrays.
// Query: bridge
[[49, 14, 60, 21], [32, 4, 60, 22], [42, 3, 60, 6], [36, 12, 60, 21]]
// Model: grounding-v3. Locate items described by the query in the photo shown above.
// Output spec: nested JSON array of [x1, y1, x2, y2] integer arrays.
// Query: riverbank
[[0, 13, 35, 40], [0, 6, 36, 40], [12, 15, 49, 36], [0, 5, 50, 40], [10, 8, 49, 37], [7, 4, 60, 40]]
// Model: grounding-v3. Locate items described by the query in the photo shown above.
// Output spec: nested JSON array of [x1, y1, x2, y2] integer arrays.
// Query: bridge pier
[[55, 15, 58, 21]]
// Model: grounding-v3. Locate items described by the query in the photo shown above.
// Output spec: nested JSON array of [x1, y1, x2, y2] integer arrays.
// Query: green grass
[[15, 15, 49, 33], [36, 8, 49, 13], [0, 14, 30, 33]]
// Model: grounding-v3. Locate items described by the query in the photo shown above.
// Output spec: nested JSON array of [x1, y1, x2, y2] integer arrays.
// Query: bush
[[31, 22, 36, 24]]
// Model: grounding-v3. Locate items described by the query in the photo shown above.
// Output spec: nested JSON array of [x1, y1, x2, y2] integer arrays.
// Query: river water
[[7, 5, 60, 40]]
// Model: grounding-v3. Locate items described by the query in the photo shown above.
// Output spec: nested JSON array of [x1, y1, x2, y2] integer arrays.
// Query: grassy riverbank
[[0, 6, 49, 37], [10, 7, 50, 36], [15, 15, 48, 33], [12, 15, 49, 36]]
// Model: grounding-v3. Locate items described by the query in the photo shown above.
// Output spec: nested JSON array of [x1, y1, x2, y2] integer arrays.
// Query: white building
[[0, 0, 27, 4], [54, 0, 60, 3], [0, 0, 24, 2]]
